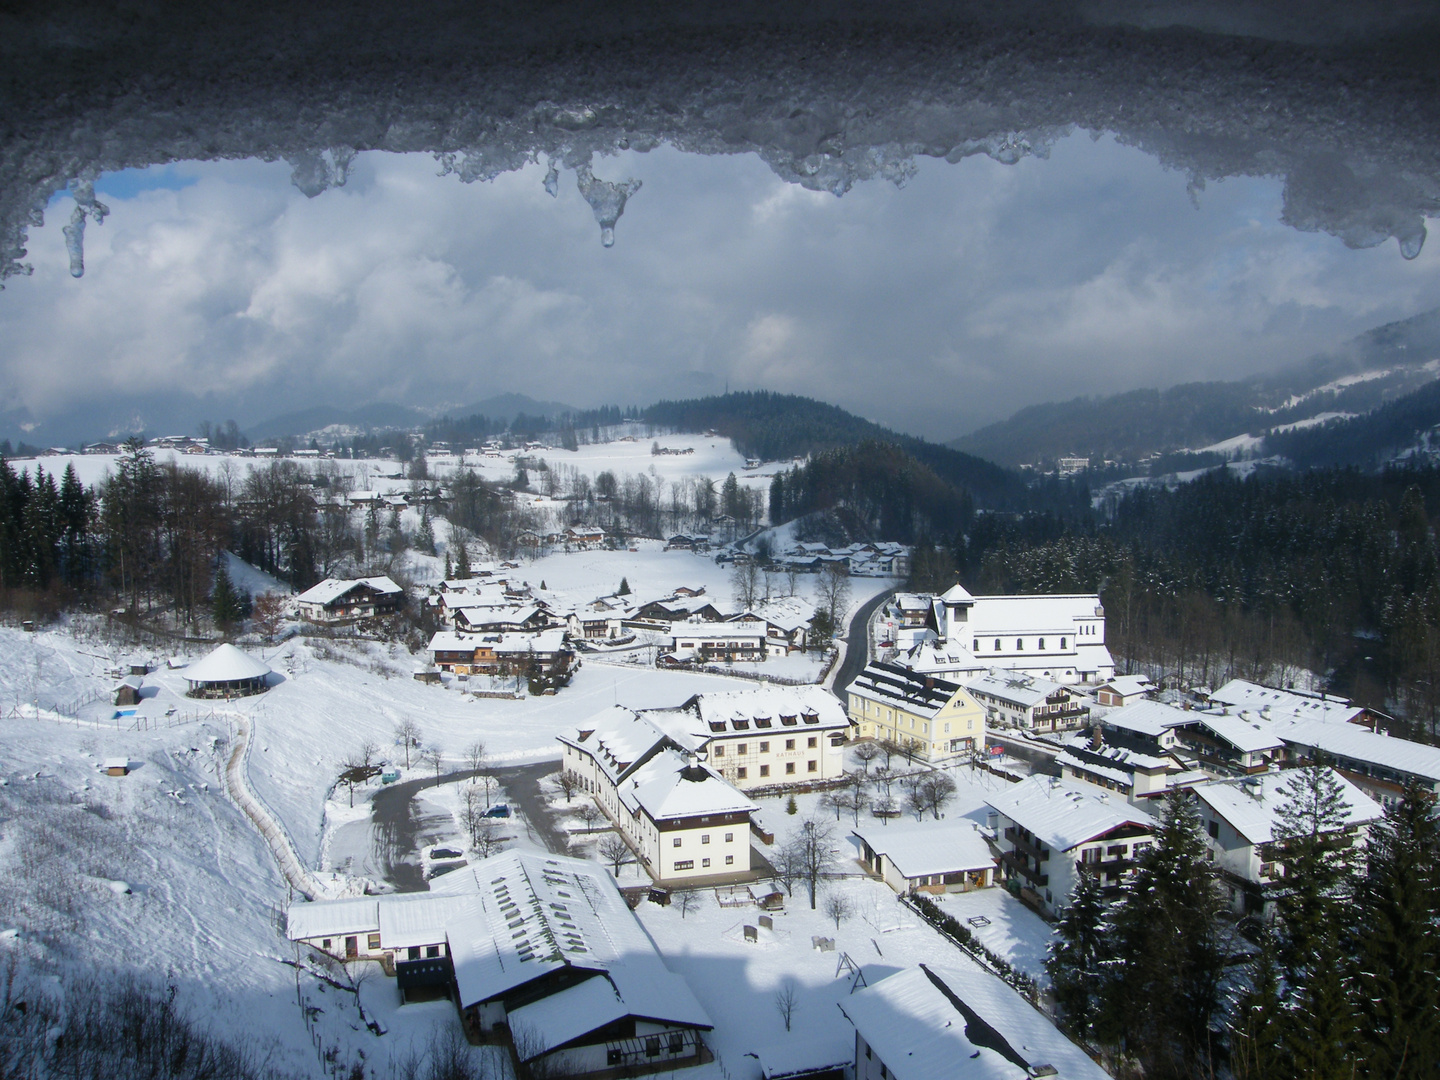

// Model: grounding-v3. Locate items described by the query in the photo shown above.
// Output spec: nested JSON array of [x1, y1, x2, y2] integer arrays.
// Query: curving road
[[831, 587, 895, 704]]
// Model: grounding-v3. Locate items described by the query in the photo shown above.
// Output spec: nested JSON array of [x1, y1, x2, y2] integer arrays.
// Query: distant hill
[[248, 393, 577, 442], [1267, 377, 1440, 469], [950, 306, 1440, 469]]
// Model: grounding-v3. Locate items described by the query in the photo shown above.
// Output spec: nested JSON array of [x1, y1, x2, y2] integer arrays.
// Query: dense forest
[[923, 465, 1440, 736]]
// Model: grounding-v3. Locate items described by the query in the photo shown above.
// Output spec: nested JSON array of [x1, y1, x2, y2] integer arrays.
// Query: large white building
[[881, 584, 1114, 687], [288, 851, 714, 1077], [560, 706, 760, 885]]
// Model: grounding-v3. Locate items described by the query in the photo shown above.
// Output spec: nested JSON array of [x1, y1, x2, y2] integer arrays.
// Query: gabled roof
[[847, 662, 970, 720], [1193, 769, 1382, 845], [1207, 679, 1366, 725], [1269, 717, 1440, 784], [1101, 700, 1191, 739], [1096, 674, 1155, 697], [621, 748, 759, 821], [1179, 711, 1285, 755], [851, 819, 995, 878], [965, 670, 1070, 708], [987, 775, 1152, 852], [296, 576, 401, 605], [673, 685, 848, 736]]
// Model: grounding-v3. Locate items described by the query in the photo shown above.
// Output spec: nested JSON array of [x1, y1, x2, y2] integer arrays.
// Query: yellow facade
[[847, 685, 987, 761]]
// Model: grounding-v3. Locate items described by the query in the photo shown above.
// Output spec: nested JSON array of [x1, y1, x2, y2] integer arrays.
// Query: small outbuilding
[[852, 819, 997, 895], [104, 758, 130, 776], [113, 675, 143, 707], [184, 643, 272, 699]]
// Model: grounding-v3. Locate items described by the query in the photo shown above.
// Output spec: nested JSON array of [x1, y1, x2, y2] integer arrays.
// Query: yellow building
[[847, 662, 987, 762]]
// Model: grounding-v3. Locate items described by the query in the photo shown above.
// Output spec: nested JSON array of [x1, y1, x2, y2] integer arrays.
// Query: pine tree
[[212, 562, 242, 629], [617, 577, 630, 596], [1100, 788, 1228, 1078], [1046, 864, 1111, 1043], [1229, 926, 1288, 1080], [1272, 760, 1362, 1080], [454, 539, 472, 579], [1353, 781, 1440, 1080]]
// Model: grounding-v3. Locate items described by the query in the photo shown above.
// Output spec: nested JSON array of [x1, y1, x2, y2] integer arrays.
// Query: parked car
[[483, 804, 511, 818]]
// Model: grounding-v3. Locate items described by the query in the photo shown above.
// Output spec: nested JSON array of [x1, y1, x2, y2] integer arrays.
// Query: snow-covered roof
[[506, 976, 631, 1059], [1097, 674, 1155, 697], [987, 775, 1153, 852], [955, 593, 1105, 634], [295, 576, 402, 605], [1194, 769, 1383, 846], [286, 897, 379, 940], [939, 583, 975, 605], [621, 748, 759, 821], [839, 960, 1109, 1080], [902, 639, 986, 676], [847, 662, 969, 721], [1208, 679, 1366, 725], [1102, 700, 1191, 738], [851, 820, 995, 878], [562, 706, 672, 786], [376, 892, 475, 950], [1270, 717, 1440, 784], [433, 851, 711, 1029], [965, 670, 1070, 708], [668, 619, 767, 642], [1060, 732, 1173, 774], [1180, 711, 1285, 755], [739, 596, 815, 632], [183, 643, 271, 684], [677, 685, 848, 736]]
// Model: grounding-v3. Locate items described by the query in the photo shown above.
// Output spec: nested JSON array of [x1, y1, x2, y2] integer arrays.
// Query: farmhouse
[[733, 596, 815, 655], [987, 775, 1155, 916], [183, 643, 271, 699], [851, 819, 996, 895], [560, 707, 760, 885], [1191, 769, 1382, 915], [839, 962, 1110, 1080], [295, 576, 403, 623], [846, 662, 986, 762], [287, 851, 713, 1077], [668, 619, 768, 664]]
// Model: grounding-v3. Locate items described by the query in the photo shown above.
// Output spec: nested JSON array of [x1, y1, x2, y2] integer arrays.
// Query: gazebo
[[184, 643, 272, 699]]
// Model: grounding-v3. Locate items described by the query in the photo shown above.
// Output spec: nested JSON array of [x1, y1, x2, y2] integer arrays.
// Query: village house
[[732, 596, 815, 655], [1190, 769, 1382, 916], [564, 525, 607, 550], [1206, 679, 1390, 732], [1093, 674, 1157, 707], [645, 686, 849, 790], [986, 775, 1156, 916], [839, 962, 1111, 1080], [667, 619, 768, 664], [846, 662, 987, 762], [450, 603, 554, 633], [1262, 716, 1440, 809], [633, 592, 729, 626], [295, 576, 404, 623], [287, 851, 713, 1077], [428, 630, 575, 681], [963, 670, 1091, 734], [851, 819, 996, 895], [559, 707, 760, 885]]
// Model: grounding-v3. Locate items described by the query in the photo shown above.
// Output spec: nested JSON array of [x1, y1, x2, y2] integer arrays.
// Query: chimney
[[1090, 724, 1104, 751]]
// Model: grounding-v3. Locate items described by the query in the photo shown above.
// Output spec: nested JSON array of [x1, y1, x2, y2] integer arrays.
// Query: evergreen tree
[[1046, 864, 1111, 1043], [617, 577, 630, 596], [1229, 927, 1288, 1080], [1273, 760, 1362, 1080], [1353, 781, 1440, 1080], [454, 538, 472, 579], [1100, 788, 1228, 1078], [212, 562, 243, 629]]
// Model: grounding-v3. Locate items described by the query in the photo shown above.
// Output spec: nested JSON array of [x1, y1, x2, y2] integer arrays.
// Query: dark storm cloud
[[1, 135, 1437, 442]]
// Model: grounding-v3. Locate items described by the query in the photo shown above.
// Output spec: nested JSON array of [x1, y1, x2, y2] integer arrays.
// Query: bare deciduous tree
[[250, 592, 286, 642], [549, 768, 584, 804], [573, 802, 603, 834], [852, 741, 882, 774], [598, 834, 634, 876], [464, 740, 487, 781], [780, 818, 838, 909], [824, 891, 853, 930], [774, 981, 799, 1032], [674, 891, 702, 920], [420, 745, 444, 787], [393, 718, 422, 769]]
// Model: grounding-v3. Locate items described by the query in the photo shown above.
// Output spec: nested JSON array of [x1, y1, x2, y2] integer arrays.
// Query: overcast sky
[[2, 133, 1439, 443]]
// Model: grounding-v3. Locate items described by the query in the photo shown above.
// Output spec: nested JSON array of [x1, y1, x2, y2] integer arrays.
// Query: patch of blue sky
[[46, 164, 199, 207]]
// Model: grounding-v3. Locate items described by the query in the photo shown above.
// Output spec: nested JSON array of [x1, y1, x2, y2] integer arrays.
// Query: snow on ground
[[222, 550, 290, 597]]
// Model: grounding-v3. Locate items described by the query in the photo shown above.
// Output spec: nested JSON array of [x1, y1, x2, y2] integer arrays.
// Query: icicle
[[574, 163, 641, 248], [543, 159, 560, 198], [61, 178, 110, 279]]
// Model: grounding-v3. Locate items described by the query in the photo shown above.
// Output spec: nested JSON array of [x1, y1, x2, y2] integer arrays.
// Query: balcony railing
[[1004, 827, 1048, 862]]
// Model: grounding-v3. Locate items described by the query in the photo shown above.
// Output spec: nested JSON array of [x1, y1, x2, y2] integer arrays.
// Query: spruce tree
[[1353, 781, 1440, 1080], [1272, 760, 1362, 1080], [617, 577, 630, 596], [1046, 863, 1111, 1043], [454, 539, 472, 579], [1229, 926, 1288, 1080], [1100, 788, 1228, 1078], [212, 562, 242, 629]]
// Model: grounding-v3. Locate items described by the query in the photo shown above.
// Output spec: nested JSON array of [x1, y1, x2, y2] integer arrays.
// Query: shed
[[104, 757, 130, 776], [113, 675, 143, 706], [183, 643, 272, 699]]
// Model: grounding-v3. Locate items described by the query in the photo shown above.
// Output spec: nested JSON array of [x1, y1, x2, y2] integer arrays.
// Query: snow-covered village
[[5, 5, 1440, 1080]]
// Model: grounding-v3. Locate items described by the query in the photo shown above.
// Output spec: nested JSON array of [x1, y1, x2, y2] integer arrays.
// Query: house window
[[759, 765, 770, 777], [1017, 638, 1024, 650], [737, 767, 747, 779], [808, 737, 817, 748], [994, 638, 1001, 651], [702, 858, 711, 868], [1060, 637, 1067, 649], [1207, 820, 1220, 839], [808, 760, 817, 772], [725, 855, 734, 865], [673, 860, 694, 871], [1039, 638, 1045, 649], [713, 745, 724, 757], [725, 832, 734, 842], [759, 741, 769, 752], [702, 834, 710, 844], [786, 762, 796, 774], [646, 1037, 661, 1057], [407, 946, 420, 960], [367, 933, 381, 950], [608, 1050, 624, 1066], [737, 743, 748, 755], [426, 945, 440, 958], [322, 939, 332, 950], [669, 1034, 685, 1053], [785, 738, 795, 750]]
